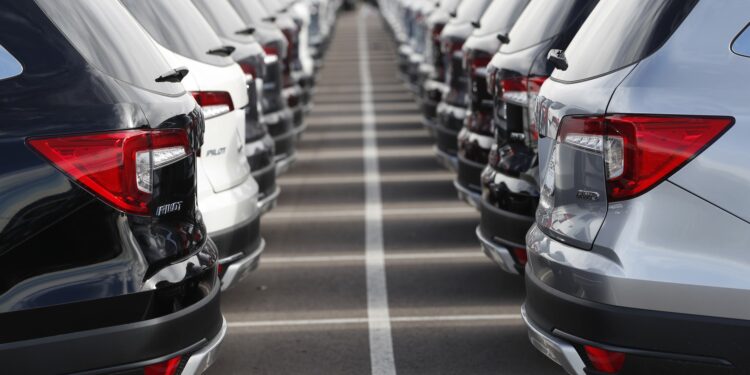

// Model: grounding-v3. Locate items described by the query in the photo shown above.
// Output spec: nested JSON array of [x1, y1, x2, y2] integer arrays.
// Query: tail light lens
[[263, 43, 280, 57], [281, 27, 298, 61], [144, 355, 183, 375], [191, 91, 234, 119], [511, 247, 528, 266], [29, 129, 190, 215], [465, 50, 492, 79], [431, 23, 445, 42], [584, 346, 625, 373], [500, 76, 548, 108], [240, 62, 257, 82], [558, 115, 733, 201]]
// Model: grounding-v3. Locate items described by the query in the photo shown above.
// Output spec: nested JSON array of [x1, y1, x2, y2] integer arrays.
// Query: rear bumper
[[476, 226, 519, 276], [219, 238, 265, 292], [435, 102, 464, 158], [258, 186, 281, 214], [454, 179, 480, 208], [251, 161, 278, 207], [0, 275, 223, 375], [525, 267, 740, 375], [275, 151, 297, 175]]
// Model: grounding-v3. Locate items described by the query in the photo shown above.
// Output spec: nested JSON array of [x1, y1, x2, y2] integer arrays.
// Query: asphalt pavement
[[206, 6, 565, 375]]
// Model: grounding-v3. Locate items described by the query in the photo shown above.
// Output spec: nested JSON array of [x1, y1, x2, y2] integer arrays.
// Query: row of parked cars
[[0, 0, 343, 373], [381, 0, 750, 374]]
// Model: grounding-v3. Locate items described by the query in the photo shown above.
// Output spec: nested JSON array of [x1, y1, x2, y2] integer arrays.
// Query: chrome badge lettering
[[576, 190, 600, 201], [155, 201, 183, 216]]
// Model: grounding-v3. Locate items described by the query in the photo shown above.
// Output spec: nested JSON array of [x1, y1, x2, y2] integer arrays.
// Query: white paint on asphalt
[[297, 147, 433, 160], [278, 171, 452, 185], [359, 7, 398, 375], [264, 206, 477, 221], [228, 314, 523, 329], [262, 251, 485, 264]]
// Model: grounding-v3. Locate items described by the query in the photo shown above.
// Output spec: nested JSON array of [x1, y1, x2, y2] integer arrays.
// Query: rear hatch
[[123, 0, 252, 194], [535, 0, 699, 249], [440, 0, 491, 107]]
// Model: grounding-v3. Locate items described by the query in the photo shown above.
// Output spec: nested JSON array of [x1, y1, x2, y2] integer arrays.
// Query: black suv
[[0, 1, 223, 373]]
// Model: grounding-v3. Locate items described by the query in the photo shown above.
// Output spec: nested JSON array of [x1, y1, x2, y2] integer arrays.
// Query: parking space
[[207, 7, 563, 375]]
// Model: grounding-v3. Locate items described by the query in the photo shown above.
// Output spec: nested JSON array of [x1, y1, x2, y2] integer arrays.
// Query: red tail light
[[511, 247, 528, 266], [466, 50, 492, 78], [191, 91, 234, 119], [584, 346, 625, 373], [281, 27, 298, 61], [431, 23, 445, 42], [263, 43, 279, 57], [500, 76, 548, 107], [558, 115, 733, 201], [144, 355, 183, 375], [28, 129, 190, 215], [239, 62, 257, 82]]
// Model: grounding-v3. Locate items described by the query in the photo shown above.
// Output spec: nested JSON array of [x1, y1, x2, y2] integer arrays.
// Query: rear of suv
[[524, 1, 750, 374], [453, 0, 529, 207], [433, 0, 491, 170], [0, 1, 223, 373], [477, 0, 597, 274]]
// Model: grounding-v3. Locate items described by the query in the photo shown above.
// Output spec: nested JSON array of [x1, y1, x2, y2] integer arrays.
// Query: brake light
[[431, 23, 445, 42], [584, 346, 625, 373], [263, 43, 279, 57], [558, 115, 733, 201], [511, 247, 528, 266], [144, 355, 183, 375], [281, 28, 297, 60], [28, 129, 190, 215], [465, 50, 492, 78], [191, 91, 234, 119], [500, 76, 548, 107], [240, 62, 256, 82]]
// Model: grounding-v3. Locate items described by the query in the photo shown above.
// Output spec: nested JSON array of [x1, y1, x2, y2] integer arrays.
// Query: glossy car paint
[[0, 0, 222, 373], [122, 0, 264, 291], [230, 0, 299, 173], [454, 0, 529, 207], [477, 0, 597, 274], [434, 0, 491, 170], [526, 0, 750, 373], [191, 0, 281, 211]]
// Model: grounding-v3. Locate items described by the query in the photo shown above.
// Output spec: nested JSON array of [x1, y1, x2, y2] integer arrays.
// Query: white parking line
[[359, 8, 398, 375], [278, 171, 452, 185], [297, 147, 433, 160], [227, 314, 523, 329], [264, 206, 477, 221], [262, 251, 484, 264]]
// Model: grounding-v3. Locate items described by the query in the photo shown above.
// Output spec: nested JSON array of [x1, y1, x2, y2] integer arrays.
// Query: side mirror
[[547, 49, 568, 71]]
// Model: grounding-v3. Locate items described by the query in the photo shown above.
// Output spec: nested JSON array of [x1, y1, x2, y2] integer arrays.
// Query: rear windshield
[[229, 0, 272, 26], [553, 0, 698, 82], [453, 0, 492, 24], [732, 24, 750, 58], [34, 0, 183, 95], [121, 0, 234, 68], [0, 45, 22, 81], [501, 0, 595, 54], [473, 0, 528, 37], [440, 0, 462, 13], [192, 0, 255, 45]]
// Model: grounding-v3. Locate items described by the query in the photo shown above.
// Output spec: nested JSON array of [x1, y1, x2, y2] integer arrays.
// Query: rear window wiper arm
[[207, 45, 236, 57]]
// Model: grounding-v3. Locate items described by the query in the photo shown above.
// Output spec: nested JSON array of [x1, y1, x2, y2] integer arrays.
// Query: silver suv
[[524, 0, 750, 374]]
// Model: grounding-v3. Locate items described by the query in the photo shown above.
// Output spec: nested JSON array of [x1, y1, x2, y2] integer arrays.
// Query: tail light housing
[[263, 43, 280, 57], [239, 62, 257, 83], [144, 355, 184, 375], [28, 129, 190, 216], [465, 50, 492, 79], [431, 23, 446, 77], [500, 76, 548, 108], [191, 91, 234, 119], [584, 345, 625, 373], [558, 115, 733, 201]]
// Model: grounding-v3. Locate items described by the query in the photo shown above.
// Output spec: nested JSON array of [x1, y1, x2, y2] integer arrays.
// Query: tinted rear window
[[192, 0, 255, 45], [473, 0, 528, 37], [35, 0, 183, 95], [453, 0, 492, 24], [0, 45, 22, 81], [732, 24, 750, 58], [553, 0, 698, 82], [502, 0, 594, 54], [121, 0, 234, 68]]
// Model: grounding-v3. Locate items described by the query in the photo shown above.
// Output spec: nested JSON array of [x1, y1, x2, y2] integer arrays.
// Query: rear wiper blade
[[471, 21, 480, 28], [262, 16, 277, 23], [496, 33, 510, 44], [207, 45, 236, 57], [235, 27, 256, 36], [547, 49, 569, 71], [155, 67, 189, 83], [449, 11, 457, 17]]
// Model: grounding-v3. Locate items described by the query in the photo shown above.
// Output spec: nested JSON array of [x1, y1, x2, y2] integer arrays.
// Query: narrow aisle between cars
[[208, 6, 563, 374]]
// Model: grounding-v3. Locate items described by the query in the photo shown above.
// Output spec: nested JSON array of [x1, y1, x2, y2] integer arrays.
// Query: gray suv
[[524, 0, 750, 374]]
